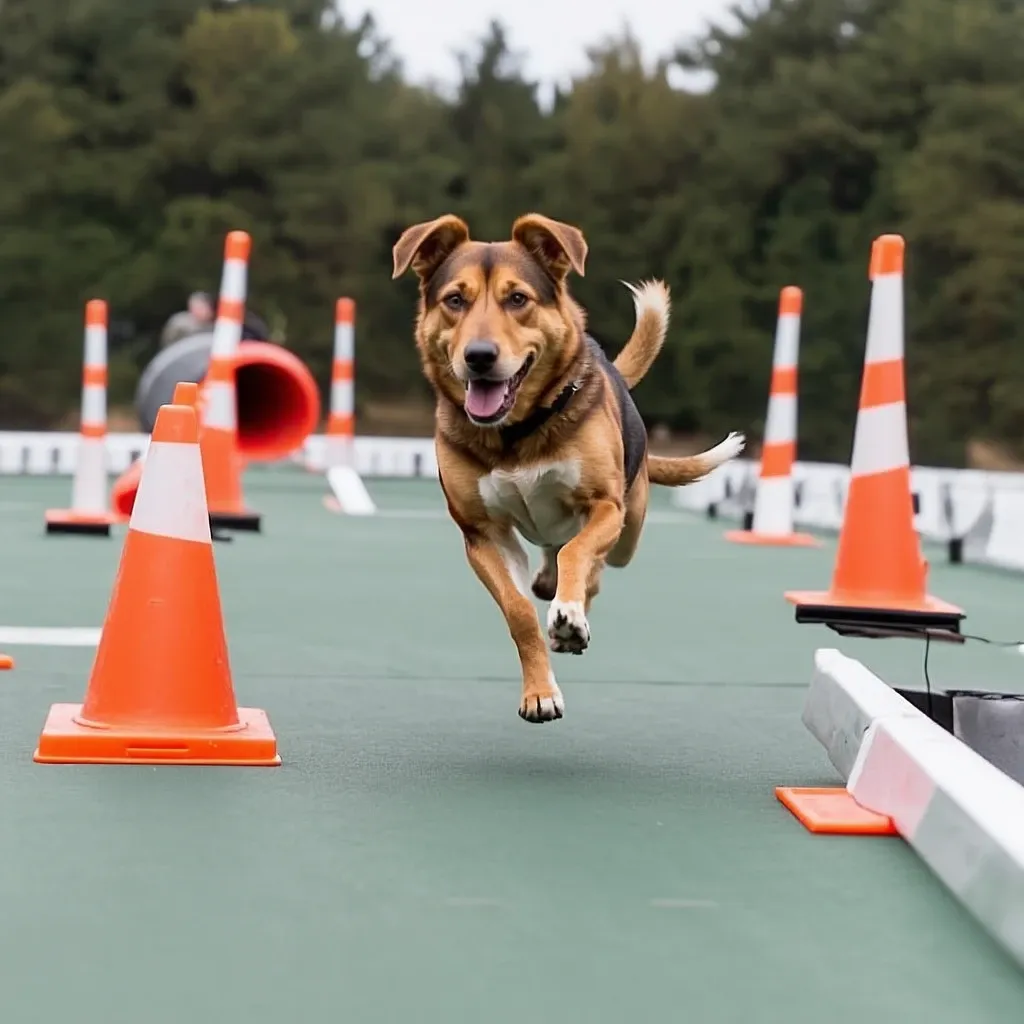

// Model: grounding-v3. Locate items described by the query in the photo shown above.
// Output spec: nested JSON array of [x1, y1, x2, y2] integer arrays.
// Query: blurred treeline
[[1, 0, 1023, 465]]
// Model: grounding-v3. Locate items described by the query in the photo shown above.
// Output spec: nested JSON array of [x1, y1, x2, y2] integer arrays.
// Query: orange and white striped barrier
[[34, 397, 280, 766], [785, 234, 964, 636], [726, 286, 819, 547], [323, 297, 376, 516], [326, 298, 356, 467], [45, 299, 118, 536], [199, 230, 261, 531]]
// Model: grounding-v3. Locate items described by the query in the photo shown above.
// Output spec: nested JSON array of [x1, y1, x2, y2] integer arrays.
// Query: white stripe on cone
[[751, 476, 794, 536], [330, 379, 354, 416], [750, 306, 801, 537], [850, 267, 909, 479], [129, 440, 213, 544], [84, 324, 106, 367], [863, 274, 904, 364], [219, 257, 247, 305], [70, 437, 109, 513], [202, 381, 236, 431], [851, 403, 910, 477]]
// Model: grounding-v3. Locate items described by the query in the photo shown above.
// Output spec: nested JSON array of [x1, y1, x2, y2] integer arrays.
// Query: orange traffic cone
[[33, 399, 280, 766], [726, 286, 820, 547], [0, 654, 12, 671], [200, 230, 261, 532], [173, 380, 199, 407], [785, 235, 964, 637], [45, 299, 118, 536]]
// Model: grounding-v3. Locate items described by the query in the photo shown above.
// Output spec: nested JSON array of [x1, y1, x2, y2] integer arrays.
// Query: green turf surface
[[1, 471, 1022, 1022]]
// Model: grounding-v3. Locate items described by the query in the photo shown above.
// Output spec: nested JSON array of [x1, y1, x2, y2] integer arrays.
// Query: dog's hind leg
[[531, 546, 560, 601], [462, 528, 564, 723], [607, 470, 649, 569]]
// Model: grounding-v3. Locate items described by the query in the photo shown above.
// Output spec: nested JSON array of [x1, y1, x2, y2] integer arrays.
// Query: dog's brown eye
[[507, 291, 529, 308], [443, 293, 465, 311]]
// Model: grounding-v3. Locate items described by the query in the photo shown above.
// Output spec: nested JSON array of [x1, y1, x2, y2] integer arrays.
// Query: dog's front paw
[[547, 599, 590, 655], [519, 675, 565, 723]]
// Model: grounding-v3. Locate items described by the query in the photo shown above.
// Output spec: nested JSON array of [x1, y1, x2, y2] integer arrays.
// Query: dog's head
[[392, 213, 588, 427]]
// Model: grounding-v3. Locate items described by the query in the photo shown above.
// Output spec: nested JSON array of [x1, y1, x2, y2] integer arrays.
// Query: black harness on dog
[[498, 378, 581, 449], [498, 335, 647, 489]]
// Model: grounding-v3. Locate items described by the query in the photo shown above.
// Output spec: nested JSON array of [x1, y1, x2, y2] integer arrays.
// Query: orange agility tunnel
[[232, 341, 320, 461], [134, 334, 320, 462], [112, 335, 321, 518]]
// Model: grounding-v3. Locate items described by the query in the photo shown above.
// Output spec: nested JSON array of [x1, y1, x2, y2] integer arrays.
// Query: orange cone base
[[0, 654, 13, 670], [44, 510, 116, 536], [785, 587, 964, 637], [33, 703, 281, 766], [725, 529, 822, 548], [776, 786, 897, 835]]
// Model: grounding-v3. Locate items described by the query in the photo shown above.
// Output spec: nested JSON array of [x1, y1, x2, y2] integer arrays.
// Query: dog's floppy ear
[[391, 215, 471, 281], [511, 213, 587, 279]]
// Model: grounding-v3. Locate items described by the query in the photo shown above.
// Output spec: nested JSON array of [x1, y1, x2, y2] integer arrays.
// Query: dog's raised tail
[[647, 432, 746, 487], [613, 279, 671, 389]]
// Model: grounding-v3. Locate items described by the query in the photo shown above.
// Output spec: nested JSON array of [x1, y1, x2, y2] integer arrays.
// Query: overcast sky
[[342, 0, 740, 95]]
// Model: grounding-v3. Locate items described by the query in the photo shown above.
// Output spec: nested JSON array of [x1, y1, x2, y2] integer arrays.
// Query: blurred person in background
[[159, 290, 272, 348], [160, 290, 215, 348]]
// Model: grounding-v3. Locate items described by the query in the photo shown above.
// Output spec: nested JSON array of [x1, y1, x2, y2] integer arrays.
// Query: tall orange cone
[[33, 399, 280, 765], [325, 298, 356, 470], [45, 299, 118, 536], [199, 230, 261, 532], [785, 235, 964, 637], [726, 286, 820, 547], [322, 297, 377, 515]]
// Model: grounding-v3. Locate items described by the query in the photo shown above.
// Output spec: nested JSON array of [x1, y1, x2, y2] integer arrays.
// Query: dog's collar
[[498, 377, 583, 449]]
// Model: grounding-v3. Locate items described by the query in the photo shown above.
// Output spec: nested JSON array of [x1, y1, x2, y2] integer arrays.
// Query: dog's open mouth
[[464, 355, 535, 425]]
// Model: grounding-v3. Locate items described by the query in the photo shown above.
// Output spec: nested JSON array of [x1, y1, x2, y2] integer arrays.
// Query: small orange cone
[[173, 380, 199, 407], [726, 286, 820, 548], [109, 384, 199, 523], [0, 654, 12, 671], [785, 235, 964, 637], [34, 399, 280, 766]]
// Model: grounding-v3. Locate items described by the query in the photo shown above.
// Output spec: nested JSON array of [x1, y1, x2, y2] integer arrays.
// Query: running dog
[[392, 213, 745, 722]]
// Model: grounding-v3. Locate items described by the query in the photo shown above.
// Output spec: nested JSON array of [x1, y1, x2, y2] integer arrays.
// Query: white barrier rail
[[3, 432, 1022, 573], [0, 431, 438, 480], [670, 455, 1024, 573], [803, 648, 1024, 969]]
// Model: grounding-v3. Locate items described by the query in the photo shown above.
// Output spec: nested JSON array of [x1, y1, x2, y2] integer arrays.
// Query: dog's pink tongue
[[465, 379, 507, 419]]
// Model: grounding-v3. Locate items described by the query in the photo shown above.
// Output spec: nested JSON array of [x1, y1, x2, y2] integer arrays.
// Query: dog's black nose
[[464, 340, 499, 375]]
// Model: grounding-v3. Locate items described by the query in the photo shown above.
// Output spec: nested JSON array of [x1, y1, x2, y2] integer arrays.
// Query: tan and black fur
[[392, 213, 745, 722]]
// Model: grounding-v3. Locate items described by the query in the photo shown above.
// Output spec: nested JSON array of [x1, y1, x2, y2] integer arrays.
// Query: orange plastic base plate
[[775, 786, 897, 835], [33, 703, 281, 766], [724, 530, 821, 547]]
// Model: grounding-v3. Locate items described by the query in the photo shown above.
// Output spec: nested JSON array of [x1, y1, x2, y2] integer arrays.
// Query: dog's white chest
[[478, 459, 583, 547]]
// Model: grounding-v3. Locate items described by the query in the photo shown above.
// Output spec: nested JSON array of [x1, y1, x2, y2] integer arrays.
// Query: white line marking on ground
[[0, 627, 101, 647]]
